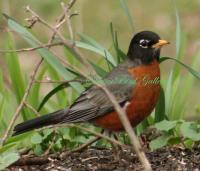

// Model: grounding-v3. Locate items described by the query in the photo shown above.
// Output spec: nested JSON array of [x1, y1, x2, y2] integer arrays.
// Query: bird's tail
[[13, 109, 66, 136]]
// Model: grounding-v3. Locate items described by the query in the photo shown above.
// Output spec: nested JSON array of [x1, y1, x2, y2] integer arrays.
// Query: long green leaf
[[74, 33, 117, 73], [119, 0, 134, 31], [160, 57, 200, 79], [38, 64, 97, 111], [5, 34, 33, 120], [170, 50, 200, 119], [37, 83, 70, 112], [173, 0, 181, 57], [37, 67, 91, 112], [164, 2, 183, 117], [155, 87, 166, 122], [0, 95, 7, 132], [0, 70, 7, 132], [78, 33, 103, 49], [47, 65, 68, 108], [89, 61, 108, 78], [110, 23, 126, 64], [75, 41, 116, 66]]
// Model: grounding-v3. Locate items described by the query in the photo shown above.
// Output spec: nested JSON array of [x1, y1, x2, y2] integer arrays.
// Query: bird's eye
[[139, 39, 149, 48]]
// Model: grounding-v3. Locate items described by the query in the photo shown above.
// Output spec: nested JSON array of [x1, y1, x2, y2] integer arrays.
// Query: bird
[[13, 31, 169, 136]]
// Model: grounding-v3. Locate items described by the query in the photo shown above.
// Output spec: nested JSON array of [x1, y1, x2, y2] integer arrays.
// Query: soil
[[7, 144, 200, 171]]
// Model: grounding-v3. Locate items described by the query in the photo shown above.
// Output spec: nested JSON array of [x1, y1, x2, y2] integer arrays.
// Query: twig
[[67, 0, 77, 9], [0, 42, 63, 53], [25, 16, 38, 28], [81, 156, 98, 162], [72, 136, 101, 152], [43, 129, 56, 156], [61, 2, 74, 40], [24, 102, 41, 117], [34, 79, 85, 84], [60, 136, 101, 159], [1, 59, 43, 145], [48, 0, 76, 44]]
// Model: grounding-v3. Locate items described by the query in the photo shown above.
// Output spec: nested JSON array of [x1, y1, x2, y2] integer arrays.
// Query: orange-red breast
[[13, 31, 169, 135]]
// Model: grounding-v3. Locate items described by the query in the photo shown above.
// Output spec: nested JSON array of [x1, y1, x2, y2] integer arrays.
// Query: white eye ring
[[139, 39, 149, 48]]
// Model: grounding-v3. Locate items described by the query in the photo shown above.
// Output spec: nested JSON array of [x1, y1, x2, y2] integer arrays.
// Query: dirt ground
[[7, 144, 200, 171]]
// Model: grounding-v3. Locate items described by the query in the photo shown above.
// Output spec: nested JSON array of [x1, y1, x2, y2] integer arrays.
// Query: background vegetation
[[0, 0, 199, 169]]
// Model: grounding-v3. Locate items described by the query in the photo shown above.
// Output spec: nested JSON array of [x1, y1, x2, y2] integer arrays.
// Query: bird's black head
[[127, 31, 169, 64]]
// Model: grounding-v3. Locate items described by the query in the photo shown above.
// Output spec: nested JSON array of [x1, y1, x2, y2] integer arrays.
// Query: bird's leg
[[104, 130, 121, 161], [104, 102, 131, 161], [112, 133, 122, 161]]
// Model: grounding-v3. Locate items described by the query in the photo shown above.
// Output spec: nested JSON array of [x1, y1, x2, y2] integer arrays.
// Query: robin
[[13, 31, 169, 135]]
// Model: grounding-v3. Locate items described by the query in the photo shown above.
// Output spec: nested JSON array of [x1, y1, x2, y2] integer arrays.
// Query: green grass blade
[[37, 83, 70, 112], [63, 46, 81, 68], [75, 41, 116, 66], [5, 33, 33, 120], [47, 65, 68, 108], [160, 57, 200, 79], [37, 70, 88, 112], [170, 50, 200, 119], [161, 54, 200, 118], [110, 23, 126, 64], [164, 1, 183, 118], [0, 72, 8, 132], [77, 33, 116, 66], [78, 33, 103, 49], [89, 61, 108, 77], [119, 0, 134, 32], [155, 87, 166, 122], [173, 0, 181, 57]]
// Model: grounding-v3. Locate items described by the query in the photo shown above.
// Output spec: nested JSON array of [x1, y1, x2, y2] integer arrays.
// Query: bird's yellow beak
[[152, 39, 170, 48]]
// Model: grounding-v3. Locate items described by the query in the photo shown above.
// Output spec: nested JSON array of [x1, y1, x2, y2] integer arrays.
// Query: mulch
[[7, 144, 200, 171]]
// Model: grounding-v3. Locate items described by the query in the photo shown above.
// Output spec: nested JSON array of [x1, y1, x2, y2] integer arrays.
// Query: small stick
[[48, 0, 77, 44], [43, 129, 56, 156], [61, 2, 74, 40], [24, 102, 41, 117], [0, 42, 63, 53], [34, 79, 85, 84], [60, 136, 101, 159]]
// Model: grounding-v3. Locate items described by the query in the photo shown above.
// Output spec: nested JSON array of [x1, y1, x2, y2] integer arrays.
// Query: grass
[[0, 0, 200, 169]]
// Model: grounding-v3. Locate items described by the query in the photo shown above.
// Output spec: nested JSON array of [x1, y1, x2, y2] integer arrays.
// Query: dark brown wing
[[61, 60, 136, 123]]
